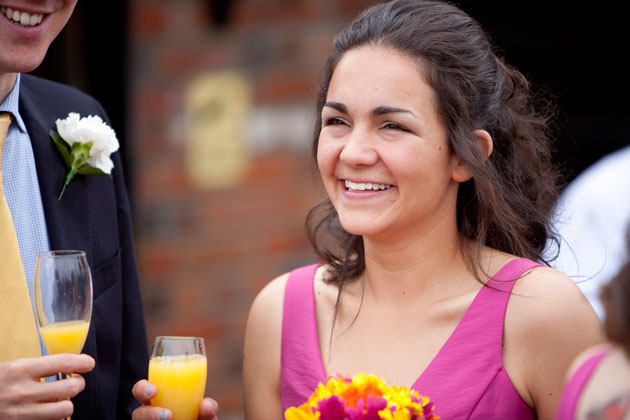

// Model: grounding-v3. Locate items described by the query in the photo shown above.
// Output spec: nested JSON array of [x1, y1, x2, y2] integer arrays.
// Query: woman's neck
[[360, 222, 475, 303]]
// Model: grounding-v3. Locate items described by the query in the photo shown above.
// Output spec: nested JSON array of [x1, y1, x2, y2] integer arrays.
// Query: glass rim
[[38, 250, 87, 257], [154, 336, 204, 341]]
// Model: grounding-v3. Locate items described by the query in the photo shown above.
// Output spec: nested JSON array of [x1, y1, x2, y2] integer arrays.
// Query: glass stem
[[57, 372, 72, 420]]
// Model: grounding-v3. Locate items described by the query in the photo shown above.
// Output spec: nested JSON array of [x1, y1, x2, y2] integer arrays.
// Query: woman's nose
[[339, 127, 378, 167]]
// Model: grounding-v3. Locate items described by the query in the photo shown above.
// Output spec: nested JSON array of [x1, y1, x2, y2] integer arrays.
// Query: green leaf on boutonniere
[[50, 129, 73, 167], [76, 165, 108, 176]]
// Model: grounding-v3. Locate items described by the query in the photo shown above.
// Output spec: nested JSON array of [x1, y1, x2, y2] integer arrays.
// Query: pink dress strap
[[281, 264, 325, 412], [413, 257, 540, 419], [555, 348, 611, 420]]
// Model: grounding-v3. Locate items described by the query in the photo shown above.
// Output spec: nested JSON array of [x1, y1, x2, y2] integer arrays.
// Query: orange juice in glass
[[39, 319, 90, 354], [34, 250, 93, 357], [149, 336, 207, 420], [34, 250, 93, 420]]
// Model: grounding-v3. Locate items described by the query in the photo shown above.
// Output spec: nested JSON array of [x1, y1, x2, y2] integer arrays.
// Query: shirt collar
[[0, 74, 27, 134]]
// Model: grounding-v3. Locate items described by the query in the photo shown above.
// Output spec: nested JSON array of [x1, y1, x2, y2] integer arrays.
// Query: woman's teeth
[[345, 180, 392, 191], [1, 7, 44, 26]]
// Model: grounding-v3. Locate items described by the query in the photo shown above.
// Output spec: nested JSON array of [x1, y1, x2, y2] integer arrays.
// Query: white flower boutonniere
[[50, 112, 120, 200]]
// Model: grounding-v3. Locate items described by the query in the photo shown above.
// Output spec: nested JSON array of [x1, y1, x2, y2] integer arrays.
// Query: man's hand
[[0, 354, 95, 419], [132, 379, 219, 420]]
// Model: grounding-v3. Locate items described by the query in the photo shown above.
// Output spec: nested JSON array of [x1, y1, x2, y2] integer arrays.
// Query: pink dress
[[554, 348, 611, 420], [281, 258, 540, 419]]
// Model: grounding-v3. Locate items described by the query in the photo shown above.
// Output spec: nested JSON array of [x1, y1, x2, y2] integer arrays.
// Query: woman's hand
[[0, 354, 95, 419], [131, 379, 219, 420]]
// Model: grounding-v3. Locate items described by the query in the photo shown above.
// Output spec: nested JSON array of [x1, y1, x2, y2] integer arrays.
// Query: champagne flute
[[149, 336, 207, 420], [34, 250, 93, 419]]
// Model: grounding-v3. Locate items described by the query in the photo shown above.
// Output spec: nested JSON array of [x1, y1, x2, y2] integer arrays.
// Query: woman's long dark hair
[[306, 0, 561, 286]]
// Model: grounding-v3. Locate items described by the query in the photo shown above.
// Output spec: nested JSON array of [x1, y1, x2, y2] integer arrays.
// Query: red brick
[[255, 72, 317, 103], [135, 89, 174, 118], [140, 245, 175, 273], [232, 1, 328, 26], [339, 0, 377, 16], [158, 48, 204, 76], [131, 6, 168, 38]]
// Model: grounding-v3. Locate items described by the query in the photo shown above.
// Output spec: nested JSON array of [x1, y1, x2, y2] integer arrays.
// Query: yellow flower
[[284, 373, 438, 420], [285, 405, 320, 420]]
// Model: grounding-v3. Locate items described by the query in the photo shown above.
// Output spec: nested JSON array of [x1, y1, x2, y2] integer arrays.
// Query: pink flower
[[284, 373, 439, 420], [318, 395, 346, 420], [346, 395, 388, 420]]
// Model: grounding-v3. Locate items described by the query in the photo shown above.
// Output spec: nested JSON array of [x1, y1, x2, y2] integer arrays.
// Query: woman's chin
[[338, 218, 386, 238]]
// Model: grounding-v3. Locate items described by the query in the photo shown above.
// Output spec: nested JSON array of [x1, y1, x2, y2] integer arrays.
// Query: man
[[0, 1, 148, 418]]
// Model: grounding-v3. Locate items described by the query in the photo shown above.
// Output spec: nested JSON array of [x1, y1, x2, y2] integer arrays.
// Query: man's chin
[[0, 51, 46, 100], [0, 50, 47, 75]]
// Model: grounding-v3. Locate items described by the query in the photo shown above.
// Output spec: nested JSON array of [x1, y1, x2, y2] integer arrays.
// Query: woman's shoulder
[[248, 272, 290, 323], [475, 249, 598, 326], [500, 258, 605, 416], [507, 262, 600, 332], [249, 264, 326, 318], [245, 274, 288, 346], [566, 344, 612, 379], [574, 345, 630, 420], [480, 250, 601, 342]]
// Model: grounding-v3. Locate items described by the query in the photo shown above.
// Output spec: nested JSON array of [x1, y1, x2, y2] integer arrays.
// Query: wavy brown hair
[[306, 0, 561, 285]]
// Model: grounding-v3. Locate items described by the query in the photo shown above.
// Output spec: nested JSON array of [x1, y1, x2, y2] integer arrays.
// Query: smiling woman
[[316, 45, 464, 241], [242, 1, 604, 420]]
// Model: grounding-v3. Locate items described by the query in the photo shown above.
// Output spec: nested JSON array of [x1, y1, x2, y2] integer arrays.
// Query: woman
[[555, 227, 630, 420], [243, 1, 603, 419]]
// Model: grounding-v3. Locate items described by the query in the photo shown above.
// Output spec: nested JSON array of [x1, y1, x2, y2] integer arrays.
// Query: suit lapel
[[18, 77, 94, 267]]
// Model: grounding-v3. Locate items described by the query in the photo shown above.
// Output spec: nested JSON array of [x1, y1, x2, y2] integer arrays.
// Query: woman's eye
[[382, 122, 410, 132], [324, 117, 347, 126]]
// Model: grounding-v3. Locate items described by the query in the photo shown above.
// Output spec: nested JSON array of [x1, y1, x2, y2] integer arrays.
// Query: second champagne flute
[[149, 336, 207, 420]]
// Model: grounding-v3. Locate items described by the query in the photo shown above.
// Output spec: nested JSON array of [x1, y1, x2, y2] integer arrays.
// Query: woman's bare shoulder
[[246, 272, 291, 335], [243, 272, 292, 386], [566, 343, 612, 379], [507, 264, 602, 337], [254, 272, 290, 305], [512, 264, 593, 308], [575, 345, 630, 420], [504, 264, 605, 418], [243, 272, 292, 420], [248, 265, 327, 327]]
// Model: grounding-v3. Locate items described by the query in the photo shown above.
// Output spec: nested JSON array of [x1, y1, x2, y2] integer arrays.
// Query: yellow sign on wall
[[185, 71, 251, 189]]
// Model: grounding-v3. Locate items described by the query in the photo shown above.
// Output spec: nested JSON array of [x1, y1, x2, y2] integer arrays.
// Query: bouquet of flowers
[[284, 373, 439, 420]]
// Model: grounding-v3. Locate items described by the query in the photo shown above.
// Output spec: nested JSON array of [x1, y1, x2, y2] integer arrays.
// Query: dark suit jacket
[[19, 74, 149, 419]]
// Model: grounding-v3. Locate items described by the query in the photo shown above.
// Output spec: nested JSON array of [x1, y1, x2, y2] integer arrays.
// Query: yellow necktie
[[0, 111, 41, 361]]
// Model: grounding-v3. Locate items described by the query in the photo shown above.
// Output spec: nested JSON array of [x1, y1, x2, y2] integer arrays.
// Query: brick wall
[[130, 1, 373, 417]]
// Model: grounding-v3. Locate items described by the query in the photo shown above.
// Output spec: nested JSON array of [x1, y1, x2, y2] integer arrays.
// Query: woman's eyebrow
[[323, 101, 348, 114], [324, 102, 420, 122], [371, 105, 417, 119]]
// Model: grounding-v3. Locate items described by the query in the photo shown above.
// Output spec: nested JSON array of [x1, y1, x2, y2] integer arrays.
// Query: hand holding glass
[[149, 336, 207, 420], [34, 250, 92, 357]]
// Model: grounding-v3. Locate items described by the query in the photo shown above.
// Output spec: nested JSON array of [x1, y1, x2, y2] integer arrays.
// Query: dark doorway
[[455, 1, 628, 184]]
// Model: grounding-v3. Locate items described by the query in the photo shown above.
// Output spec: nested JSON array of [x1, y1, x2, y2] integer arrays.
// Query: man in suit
[[0, 1, 149, 418]]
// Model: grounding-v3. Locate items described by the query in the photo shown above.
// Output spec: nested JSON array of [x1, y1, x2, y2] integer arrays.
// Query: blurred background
[[31, 0, 628, 418]]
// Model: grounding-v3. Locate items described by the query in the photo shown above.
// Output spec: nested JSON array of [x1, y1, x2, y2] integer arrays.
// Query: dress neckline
[[310, 257, 529, 388]]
